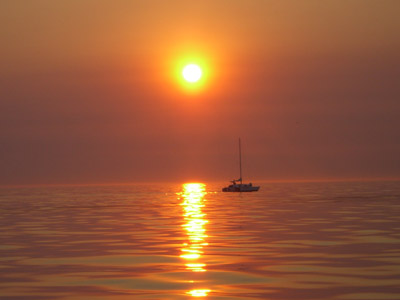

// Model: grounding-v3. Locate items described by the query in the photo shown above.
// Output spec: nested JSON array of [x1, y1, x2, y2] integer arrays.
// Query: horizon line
[[1, 176, 399, 188]]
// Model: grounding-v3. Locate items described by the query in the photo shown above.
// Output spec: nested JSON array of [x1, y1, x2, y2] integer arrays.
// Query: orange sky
[[1, 0, 400, 184]]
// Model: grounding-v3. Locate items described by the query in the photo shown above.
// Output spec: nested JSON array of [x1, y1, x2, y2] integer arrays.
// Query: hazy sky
[[1, 0, 399, 184]]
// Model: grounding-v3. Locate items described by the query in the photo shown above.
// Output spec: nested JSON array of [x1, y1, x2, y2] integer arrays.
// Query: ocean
[[1, 181, 400, 300]]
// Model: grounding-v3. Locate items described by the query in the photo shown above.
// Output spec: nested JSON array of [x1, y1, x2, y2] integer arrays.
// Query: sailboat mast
[[239, 138, 242, 184]]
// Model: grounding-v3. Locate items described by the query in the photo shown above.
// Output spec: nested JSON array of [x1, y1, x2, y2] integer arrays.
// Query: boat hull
[[222, 184, 260, 192]]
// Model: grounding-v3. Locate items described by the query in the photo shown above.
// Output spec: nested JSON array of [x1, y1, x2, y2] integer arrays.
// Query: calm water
[[1, 181, 400, 300]]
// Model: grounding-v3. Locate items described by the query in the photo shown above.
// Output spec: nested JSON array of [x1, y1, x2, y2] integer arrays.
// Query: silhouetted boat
[[222, 138, 260, 192]]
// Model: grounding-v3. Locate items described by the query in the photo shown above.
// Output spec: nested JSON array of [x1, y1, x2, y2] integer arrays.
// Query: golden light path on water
[[179, 183, 211, 298]]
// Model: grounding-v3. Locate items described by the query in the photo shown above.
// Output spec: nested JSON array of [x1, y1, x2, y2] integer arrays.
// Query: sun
[[170, 55, 210, 93], [182, 64, 202, 83]]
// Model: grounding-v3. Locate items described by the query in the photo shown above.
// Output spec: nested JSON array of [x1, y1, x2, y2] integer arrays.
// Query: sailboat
[[222, 138, 260, 192]]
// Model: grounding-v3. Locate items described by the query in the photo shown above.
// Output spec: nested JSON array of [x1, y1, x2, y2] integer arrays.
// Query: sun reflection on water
[[186, 289, 211, 297], [179, 183, 210, 297]]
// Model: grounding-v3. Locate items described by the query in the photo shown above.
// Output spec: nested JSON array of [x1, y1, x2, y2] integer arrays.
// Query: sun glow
[[182, 64, 202, 83], [169, 52, 211, 94]]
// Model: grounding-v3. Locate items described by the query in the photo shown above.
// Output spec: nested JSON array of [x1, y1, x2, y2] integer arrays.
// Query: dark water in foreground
[[1, 181, 400, 300]]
